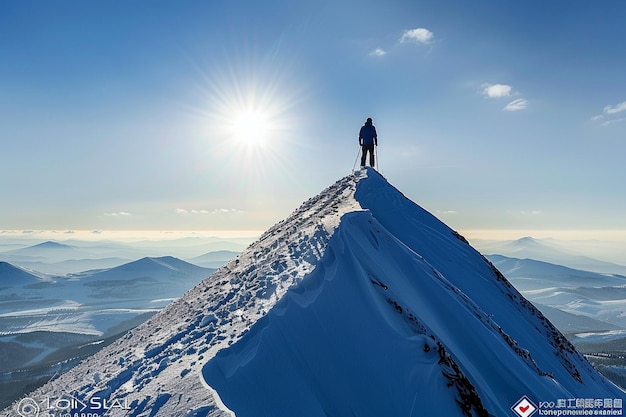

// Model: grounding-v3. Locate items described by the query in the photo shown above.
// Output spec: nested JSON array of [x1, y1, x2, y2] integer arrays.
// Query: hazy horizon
[[3, 227, 626, 267]]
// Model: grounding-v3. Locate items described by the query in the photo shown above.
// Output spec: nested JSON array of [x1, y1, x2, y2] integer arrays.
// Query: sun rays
[[189, 52, 305, 187]]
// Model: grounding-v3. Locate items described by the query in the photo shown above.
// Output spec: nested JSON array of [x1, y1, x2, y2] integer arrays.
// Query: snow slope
[[3, 168, 622, 417], [0, 262, 45, 287]]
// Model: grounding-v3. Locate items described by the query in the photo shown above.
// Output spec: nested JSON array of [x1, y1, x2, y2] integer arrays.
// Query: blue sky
[[2, 0, 626, 239]]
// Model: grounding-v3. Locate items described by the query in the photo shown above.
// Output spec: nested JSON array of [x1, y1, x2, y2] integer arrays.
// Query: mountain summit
[[5, 168, 622, 417]]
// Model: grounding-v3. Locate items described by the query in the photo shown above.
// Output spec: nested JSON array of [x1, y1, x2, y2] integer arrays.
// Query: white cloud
[[602, 117, 626, 127], [504, 98, 528, 112], [211, 208, 244, 215], [480, 84, 527, 111], [592, 100, 626, 126], [104, 211, 131, 217], [521, 210, 542, 215], [369, 48, 386, 57], [400, 28, 434, 44], [483, 84, 512, 98], [604, 101, 626, 114], [176, 208, 243, 215]]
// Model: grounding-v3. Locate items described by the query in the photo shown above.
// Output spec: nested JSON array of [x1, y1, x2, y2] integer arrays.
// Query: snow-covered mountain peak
[[3, 168, 622, 417]]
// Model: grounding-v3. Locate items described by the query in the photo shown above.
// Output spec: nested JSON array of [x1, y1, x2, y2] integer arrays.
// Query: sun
[[190, 50, 305, 184], [231, 109, 270, 147]]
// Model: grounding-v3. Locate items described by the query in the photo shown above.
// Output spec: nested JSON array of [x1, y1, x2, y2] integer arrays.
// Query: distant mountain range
[[476, 236, 626, 344], [0, 256, 214, 338], [3, 241, 90, 260], [488, 254, 626, 333], [476, 236, 626, 275], [0, 239, 244, 274]]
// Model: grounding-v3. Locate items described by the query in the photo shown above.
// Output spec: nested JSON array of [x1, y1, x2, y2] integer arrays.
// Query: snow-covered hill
[[0, 256, 214, 337], [3, 168, 623, 417], [0, 262, 45, 287]]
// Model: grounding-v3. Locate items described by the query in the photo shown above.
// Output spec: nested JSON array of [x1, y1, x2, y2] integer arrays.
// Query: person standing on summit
[[359, 117, 378, 168]]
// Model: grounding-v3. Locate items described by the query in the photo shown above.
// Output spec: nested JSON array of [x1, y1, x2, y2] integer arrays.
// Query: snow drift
[[3, 168, 623, 417]]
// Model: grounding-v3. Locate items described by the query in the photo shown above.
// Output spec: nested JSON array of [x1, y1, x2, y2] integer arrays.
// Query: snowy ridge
[[2, 168, 623, 417]]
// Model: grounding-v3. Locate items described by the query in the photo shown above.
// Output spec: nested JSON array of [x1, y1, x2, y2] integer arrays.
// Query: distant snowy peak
[[30, 241, 75, 250], [481, 236, 560, 256], [10, 241, 78, 255], [2, 240, 92, 264], [509, 236, 547, 249]]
